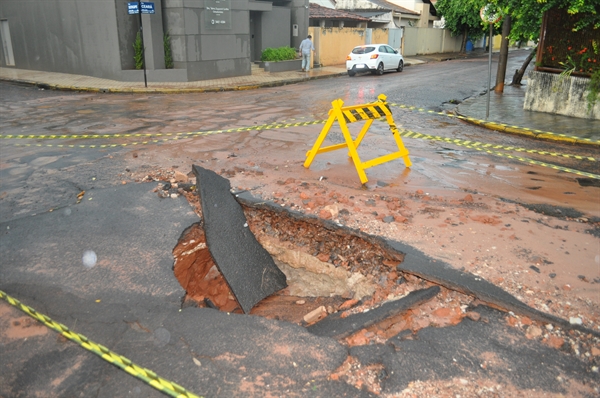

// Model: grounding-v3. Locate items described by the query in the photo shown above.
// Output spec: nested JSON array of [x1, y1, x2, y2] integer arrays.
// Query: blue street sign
[[128, 2, 154, 14], [141, 2, 155, 14], [127, 2, 139, 14]]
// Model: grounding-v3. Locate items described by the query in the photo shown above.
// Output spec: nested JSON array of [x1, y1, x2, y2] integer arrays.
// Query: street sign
[[480, 4, 502, 24], [141, 2, 155, 14], [127, 2, 139, 15], [128, 2, 155, 14]]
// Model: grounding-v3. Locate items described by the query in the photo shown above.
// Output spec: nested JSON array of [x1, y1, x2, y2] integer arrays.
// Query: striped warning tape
[[397, 128, 600, 180], [464, 144, 600, 179], [2, 112, 596, 177], [2, 117, 595, 164], [0, 290, 202, 398], [387, 102, 600, 146], [0, 120, 325, 140], [396, 130, 597, 162]]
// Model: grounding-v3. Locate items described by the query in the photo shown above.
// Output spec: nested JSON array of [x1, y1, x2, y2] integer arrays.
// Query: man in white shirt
[[299, 35, 315, 72]]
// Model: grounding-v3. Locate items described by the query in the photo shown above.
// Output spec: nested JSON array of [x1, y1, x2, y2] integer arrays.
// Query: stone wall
[[524, 71, 599, 120]]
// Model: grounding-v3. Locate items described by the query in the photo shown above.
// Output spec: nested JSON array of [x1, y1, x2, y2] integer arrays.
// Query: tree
[[495, 14, 511, 92], [492, 0, 599, 85], [435, 0, 487, 54]]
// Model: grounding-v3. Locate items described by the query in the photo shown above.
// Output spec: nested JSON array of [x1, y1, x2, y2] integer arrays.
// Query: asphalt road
[[1, 52, 599, 397], [1, 50, 597, 223]]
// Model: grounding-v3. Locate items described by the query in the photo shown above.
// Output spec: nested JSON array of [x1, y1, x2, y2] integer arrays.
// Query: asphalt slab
[[193, 165, 288, 313]]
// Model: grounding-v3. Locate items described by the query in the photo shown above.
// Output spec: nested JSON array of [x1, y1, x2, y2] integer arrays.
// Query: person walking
[[299, 34, 315, 72]]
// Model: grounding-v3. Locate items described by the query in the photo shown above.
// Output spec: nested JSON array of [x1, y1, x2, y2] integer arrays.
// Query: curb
[[456, 112, 600, 148], [0, 71, 349, 95]]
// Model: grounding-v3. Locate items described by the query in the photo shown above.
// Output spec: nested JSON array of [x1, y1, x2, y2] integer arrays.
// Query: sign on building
[[205, 0, 231, 30]]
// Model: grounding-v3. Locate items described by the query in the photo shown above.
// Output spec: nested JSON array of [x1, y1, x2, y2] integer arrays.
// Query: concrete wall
[[290, 0, 310, 51], [0, 0, 123, 80], [402, 27, 461, 56], [310, 27, 390, 66], [524, 71, 600, 120], [260, 6, 291, 51], [1, 0, 309, 82], [164, 0, 251, 81]]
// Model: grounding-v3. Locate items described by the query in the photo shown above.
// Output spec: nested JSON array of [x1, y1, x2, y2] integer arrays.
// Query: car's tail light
[[370, 54, 379, 59]]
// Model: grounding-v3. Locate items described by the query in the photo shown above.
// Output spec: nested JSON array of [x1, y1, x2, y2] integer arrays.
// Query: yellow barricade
[[304, 94, 412, 184]]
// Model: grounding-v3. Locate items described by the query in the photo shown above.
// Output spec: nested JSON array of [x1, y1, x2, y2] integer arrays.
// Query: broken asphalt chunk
[[306, 286, 440, 339], [192, 165, 287, 314]]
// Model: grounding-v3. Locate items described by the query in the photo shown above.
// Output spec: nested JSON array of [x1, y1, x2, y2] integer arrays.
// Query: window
[[352, 46, 376, 55]]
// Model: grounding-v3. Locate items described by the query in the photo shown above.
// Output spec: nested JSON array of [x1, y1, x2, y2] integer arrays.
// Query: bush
[[133, 32, 144, 70], [260, 46, 297, 62], [164, 31, 173, 69]]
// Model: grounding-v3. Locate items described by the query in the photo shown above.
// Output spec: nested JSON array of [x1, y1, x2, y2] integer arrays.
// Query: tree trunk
[[495, 15, 511, 93], [510, 47, 536, 85], [459, 28, 468, 54]]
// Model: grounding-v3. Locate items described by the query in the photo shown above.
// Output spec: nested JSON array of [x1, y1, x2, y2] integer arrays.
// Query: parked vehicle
[[346, 44, 404, 77]]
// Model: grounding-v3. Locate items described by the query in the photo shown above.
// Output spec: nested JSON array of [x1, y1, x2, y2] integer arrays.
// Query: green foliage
[[164, 31, 173, 69], [133, 32, 144, 70], [260, 46, 297, 62], [538, 10, 598, 76], [435, 0, 487, 39], [587, 69, 600, 111], [492, 0, 599, 43], [492, 0, 543, 43]]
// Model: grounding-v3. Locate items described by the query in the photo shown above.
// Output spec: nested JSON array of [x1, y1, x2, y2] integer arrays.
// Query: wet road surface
[[1, 50, 599, 397]]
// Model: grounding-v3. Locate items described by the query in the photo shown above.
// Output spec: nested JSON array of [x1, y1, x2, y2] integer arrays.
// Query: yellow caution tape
[[2, 107, 596, 178], [0, 120, 324, 140], [0, 290, 202, 398], [396, 130, 597, 162], [465, 144, 600, 179], [397, 128, 600, 180], [387, 102, 600, 146], [3, 118, 595, 163]]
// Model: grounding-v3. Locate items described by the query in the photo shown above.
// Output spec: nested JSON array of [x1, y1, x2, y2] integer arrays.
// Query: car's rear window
[[352, 46, 375, 54]]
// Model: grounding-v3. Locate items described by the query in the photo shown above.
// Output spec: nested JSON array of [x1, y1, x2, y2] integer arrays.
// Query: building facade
[[0, 0, 310, 82]]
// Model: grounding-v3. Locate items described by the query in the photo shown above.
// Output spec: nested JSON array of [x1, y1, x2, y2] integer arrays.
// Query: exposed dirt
[[134, 123, 599, 397]]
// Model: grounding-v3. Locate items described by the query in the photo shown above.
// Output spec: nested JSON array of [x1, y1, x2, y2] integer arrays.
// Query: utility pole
[[138, 1, 148, 88]]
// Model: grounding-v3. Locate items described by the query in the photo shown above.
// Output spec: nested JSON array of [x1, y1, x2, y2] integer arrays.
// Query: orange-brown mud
[[132, 113, 599, 397]]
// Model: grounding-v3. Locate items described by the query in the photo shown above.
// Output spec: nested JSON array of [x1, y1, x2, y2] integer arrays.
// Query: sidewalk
[[1, 54, 598, 145]]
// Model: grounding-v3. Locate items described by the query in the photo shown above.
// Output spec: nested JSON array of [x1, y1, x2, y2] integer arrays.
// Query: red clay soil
[[173, 223, 240, 313], [171, 198, 477, 342]]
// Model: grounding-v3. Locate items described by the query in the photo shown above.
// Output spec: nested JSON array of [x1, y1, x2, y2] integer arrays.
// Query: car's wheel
[[376, 63, 384, 75], [348, 70, 356, 77], [397, 60, 404, 72]]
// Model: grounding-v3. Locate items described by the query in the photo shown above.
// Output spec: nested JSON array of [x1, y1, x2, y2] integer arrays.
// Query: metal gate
[[388, 28, 402, 53]]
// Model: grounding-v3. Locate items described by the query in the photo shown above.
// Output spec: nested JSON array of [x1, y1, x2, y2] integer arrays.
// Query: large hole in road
[[172, 196, 466, 331]]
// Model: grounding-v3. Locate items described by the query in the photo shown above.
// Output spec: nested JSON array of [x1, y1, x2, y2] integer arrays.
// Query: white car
[[346, 44, 404, 77]]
